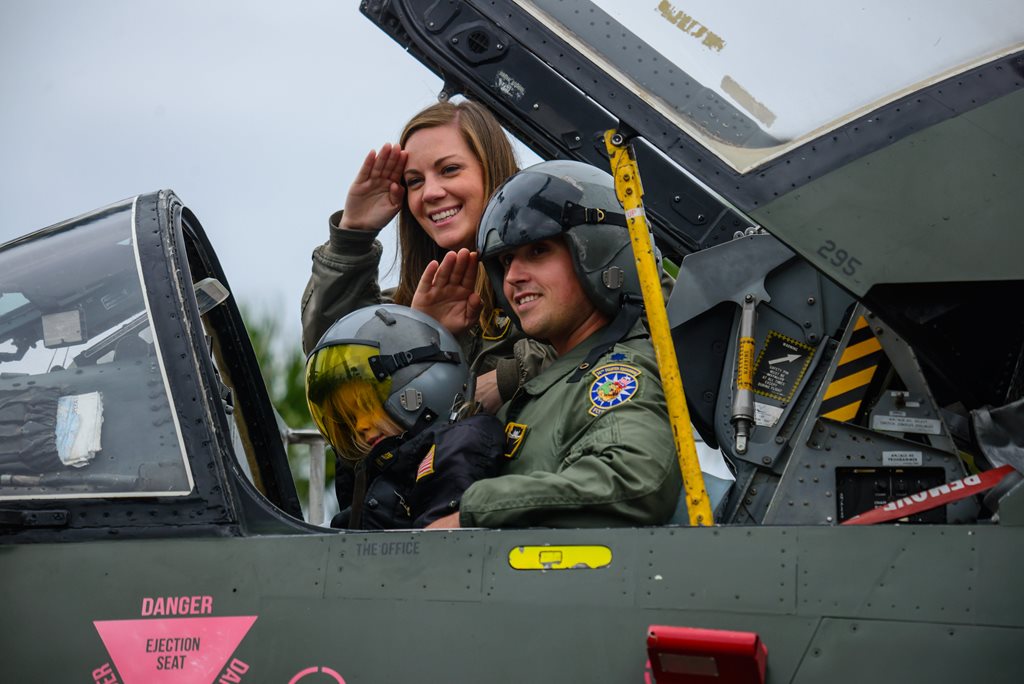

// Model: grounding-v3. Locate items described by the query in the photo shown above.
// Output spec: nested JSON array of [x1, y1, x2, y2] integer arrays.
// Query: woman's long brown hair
[[390, 100, 519, 334]]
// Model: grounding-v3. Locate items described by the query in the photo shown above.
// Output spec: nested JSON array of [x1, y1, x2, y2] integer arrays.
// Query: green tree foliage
[[242, 305, 312, 430]]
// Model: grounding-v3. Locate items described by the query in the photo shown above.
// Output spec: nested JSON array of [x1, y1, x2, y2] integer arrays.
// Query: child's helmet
[[305, 305, 469, 456]]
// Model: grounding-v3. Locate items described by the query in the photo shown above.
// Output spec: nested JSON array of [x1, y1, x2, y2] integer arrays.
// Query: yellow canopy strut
[[604, 130, 713, 526]]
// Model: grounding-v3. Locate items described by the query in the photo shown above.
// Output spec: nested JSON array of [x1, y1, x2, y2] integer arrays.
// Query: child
[[305, 304, 504, 529]]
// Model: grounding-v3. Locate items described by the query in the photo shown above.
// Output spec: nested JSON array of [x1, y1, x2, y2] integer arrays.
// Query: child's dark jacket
[[332, 413, 505, 529]]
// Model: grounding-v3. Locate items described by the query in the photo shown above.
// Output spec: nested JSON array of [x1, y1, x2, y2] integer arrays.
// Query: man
[[426, 160, 682, 528]]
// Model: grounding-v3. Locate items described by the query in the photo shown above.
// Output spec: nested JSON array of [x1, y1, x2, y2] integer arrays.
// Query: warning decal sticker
[[93, 607, 257, 684], [751, 331, 815, 403]]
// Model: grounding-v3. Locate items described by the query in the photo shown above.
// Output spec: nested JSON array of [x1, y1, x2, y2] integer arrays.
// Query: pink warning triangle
[[94, 616, 257, 684]]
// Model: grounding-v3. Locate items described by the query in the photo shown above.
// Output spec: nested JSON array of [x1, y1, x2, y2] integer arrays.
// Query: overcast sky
[[0, 0, 538, 348]]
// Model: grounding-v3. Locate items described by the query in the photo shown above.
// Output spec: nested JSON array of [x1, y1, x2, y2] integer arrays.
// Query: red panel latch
[[647, 625, 767, 683]]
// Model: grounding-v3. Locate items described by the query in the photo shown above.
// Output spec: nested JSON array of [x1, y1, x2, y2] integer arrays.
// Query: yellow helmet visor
[[305, 343, 394, 459]]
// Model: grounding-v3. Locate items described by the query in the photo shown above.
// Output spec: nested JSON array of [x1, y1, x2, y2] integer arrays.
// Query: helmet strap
[[561, 201, 627, 228], [565, 296, 644, 384], [368, 344, 460, 381]]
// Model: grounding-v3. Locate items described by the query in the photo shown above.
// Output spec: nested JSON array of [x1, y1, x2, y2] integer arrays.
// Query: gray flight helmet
[[476, 159, 643, 329], [305, 305, 469, 445]]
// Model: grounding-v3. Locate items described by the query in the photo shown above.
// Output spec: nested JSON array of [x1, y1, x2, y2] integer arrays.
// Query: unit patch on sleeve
[[504, 422, 528, 459], [415, 445, 436, 481], [588, 364, 641, 416]]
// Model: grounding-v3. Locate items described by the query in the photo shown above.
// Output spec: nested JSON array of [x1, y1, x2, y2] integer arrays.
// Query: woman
[[301, 100, 552, 411]]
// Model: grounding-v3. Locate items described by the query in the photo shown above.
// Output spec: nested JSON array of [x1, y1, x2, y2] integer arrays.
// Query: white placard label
[[754, 402, 784, 427], [883, 450, 923, 467], [872, 414, 942, 435]]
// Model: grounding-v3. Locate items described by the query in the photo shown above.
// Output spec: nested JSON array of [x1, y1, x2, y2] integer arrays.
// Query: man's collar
[[522, 320, 649, 395]]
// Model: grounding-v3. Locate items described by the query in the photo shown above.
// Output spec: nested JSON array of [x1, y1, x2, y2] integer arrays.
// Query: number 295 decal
[[816, 239, 862, 276]]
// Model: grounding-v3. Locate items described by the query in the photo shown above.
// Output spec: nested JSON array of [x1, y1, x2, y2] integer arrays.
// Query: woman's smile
[[403, 123, 486, 251]]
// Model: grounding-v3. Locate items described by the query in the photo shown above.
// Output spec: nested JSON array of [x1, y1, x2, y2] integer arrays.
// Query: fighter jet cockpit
[[2, 4, 1023, 681], [0, 200, 194, 501], [0, 190, 311, 539], [374, 0, 1024, 527]]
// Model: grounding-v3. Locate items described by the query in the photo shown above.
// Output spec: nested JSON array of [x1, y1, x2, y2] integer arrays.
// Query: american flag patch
[[416, 445, 436, 481]]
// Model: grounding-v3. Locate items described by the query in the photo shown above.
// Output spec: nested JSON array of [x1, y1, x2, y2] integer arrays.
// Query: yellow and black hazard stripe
[[819, 316, 884, 422]]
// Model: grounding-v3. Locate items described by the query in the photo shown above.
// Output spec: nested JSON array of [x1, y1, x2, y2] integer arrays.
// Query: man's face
[[500, 238, 608, 355]]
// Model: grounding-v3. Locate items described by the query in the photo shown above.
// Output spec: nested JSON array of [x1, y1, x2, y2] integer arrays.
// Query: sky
[[0, 0, 538, 349]]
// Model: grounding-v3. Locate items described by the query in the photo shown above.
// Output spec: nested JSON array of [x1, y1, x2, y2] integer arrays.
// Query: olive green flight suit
[[459, 322, 682, 528]]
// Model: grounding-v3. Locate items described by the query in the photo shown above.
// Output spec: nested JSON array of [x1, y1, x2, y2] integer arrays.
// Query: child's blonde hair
[[325, 380, 403, 462]]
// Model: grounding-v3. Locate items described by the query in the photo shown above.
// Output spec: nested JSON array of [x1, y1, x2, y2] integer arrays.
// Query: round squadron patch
[[588, 364, 641, 416]]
